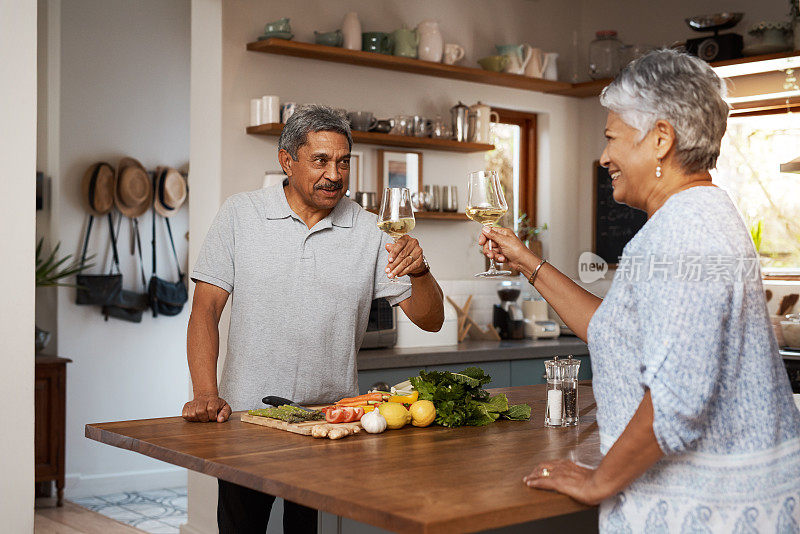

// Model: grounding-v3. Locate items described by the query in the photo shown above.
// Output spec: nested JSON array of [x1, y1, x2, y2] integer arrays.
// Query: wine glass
[[377, 187, 415, 286], [466, 170, 511, 277]]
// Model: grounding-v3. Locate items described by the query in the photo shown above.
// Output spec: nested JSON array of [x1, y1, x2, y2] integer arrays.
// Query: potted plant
[[35, 238, 92, 352], [517, 213, 548, 258]]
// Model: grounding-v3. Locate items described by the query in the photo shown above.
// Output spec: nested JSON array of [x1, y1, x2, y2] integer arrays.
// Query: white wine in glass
[[467, 170, 512, 277], [377, 187, 414, 286]]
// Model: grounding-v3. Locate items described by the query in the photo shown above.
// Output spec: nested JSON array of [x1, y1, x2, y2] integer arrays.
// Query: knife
[[262, 395, 314, 412]]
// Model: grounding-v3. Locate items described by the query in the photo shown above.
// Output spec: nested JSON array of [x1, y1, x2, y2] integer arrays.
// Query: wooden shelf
[[247, 123, 494, 153], [549, 78, 611, 97], [248, 39, 800, 100], [366, 209, 469, 221], [552, 50, 800, 97], [247, 38, 572, 94]]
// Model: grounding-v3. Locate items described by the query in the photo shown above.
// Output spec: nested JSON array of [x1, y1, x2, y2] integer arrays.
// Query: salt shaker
[[561, 355, 581, 426], [544, 356, 564, 427]]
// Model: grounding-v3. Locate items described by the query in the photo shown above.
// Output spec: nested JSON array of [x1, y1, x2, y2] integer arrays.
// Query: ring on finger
[[541, 468, 550, 478]]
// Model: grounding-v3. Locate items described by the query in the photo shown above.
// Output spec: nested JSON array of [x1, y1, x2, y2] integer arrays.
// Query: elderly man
[[182, 104, 444, 533]]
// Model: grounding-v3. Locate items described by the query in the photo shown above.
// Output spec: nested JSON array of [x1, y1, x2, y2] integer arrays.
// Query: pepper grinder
[[544, 356, 564, 427], [561, 355, 581, 426]]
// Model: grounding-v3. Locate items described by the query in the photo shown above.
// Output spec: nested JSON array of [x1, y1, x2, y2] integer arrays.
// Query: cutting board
[[240, 410, 362, 436]]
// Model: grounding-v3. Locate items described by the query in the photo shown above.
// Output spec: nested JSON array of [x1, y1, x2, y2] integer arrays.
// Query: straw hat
[[81, 162, 116, 216], [114, 157, 152, 218], [154, 166, 187, 217]]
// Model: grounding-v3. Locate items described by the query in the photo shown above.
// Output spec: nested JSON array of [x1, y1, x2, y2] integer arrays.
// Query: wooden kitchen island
[[86, 385, 602, 533]]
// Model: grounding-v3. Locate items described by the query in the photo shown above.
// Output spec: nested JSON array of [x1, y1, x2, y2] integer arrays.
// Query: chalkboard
[[592, 162, 647, 265]]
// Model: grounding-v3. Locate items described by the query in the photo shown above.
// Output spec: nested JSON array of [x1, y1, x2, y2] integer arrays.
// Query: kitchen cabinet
[[357, 338, 591, 392], [35, 356, 71, 506]]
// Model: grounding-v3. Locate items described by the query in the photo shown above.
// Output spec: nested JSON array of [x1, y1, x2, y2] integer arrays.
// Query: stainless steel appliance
[[493, 281, 524, 339], [450, 101, 469, 142], [361, 298, 397, 349]]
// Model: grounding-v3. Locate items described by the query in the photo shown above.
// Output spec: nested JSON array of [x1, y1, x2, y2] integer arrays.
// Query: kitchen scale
[[685, 12, 744, 62]]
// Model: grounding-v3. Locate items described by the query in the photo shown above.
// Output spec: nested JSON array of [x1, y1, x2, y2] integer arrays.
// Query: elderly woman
[[480, 49, 800, 532]]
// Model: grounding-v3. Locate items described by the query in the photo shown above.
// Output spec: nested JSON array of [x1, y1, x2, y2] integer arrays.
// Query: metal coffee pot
[[450, 101, 469, 142]]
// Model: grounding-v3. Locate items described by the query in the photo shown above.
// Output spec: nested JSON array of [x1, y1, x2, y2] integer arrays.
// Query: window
[[713, 113, 800, 276], [485, 109, 537, 233]]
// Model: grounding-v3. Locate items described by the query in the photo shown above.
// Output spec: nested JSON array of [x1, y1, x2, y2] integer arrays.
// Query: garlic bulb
[[360, 408, 387, 433]]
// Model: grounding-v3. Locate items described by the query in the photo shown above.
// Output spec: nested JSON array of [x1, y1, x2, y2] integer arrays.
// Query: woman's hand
[[523, 459, 607, 506], [478, 226, 537, 273]]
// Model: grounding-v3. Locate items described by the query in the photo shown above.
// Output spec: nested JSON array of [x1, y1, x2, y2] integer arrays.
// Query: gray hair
[[599, 49, 729, 173], [278, 104, 353, 161]]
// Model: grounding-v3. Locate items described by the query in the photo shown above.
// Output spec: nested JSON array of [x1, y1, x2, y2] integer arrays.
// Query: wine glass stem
[[486, 225, 498, 272]]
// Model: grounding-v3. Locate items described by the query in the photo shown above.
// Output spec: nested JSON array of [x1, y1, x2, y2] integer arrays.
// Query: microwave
[[361, 298, 397, 349]]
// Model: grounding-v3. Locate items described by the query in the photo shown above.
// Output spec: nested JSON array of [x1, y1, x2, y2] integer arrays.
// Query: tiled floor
[[72, 487, 187, 534]]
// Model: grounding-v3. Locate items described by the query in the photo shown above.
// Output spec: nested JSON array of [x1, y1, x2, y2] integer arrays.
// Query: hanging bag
[[75, 213, 123, 306], [102, 216, 150, 322], [148, 207, 188, 317]]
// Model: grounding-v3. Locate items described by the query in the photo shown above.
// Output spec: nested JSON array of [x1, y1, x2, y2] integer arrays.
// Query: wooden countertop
[[86, 385, 601, 533]]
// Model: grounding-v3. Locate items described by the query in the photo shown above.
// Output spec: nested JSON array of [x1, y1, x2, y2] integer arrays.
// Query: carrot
[[335, 393, 384, 405], [334, 400, 373, 408]]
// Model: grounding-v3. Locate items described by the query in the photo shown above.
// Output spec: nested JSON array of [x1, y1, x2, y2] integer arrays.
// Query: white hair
[[600, 49, 730, 173]]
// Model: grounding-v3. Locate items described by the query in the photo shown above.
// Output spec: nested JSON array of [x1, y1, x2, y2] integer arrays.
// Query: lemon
[[409, 400, 436, 427], [378, 402, 412, 429]]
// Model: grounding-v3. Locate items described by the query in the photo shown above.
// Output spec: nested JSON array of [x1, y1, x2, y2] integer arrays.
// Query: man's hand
[[385, 235, 427, 279], [182, 394, 232, 423]]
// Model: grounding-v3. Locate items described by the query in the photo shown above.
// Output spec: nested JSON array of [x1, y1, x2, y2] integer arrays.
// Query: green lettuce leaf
[[501, 404, 532, 421]]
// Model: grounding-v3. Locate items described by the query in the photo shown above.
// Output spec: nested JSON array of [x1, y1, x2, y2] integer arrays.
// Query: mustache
[[315, 180, 343, 191]]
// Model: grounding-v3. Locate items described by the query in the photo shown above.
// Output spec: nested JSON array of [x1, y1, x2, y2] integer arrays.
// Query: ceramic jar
[[392, 27, 419, 58], [342, 12, 361, 50], [467, 102, 499, 144], [417, 20, 443, 62]]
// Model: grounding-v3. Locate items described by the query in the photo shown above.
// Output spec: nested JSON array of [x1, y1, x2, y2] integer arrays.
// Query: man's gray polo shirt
[[191, 183, 411, 409]]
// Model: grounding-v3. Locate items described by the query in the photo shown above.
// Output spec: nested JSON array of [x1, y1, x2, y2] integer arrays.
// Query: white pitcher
[[496, 44, 533, 75], [342, 12, 361, 51], [523, 47, 550, 78], [543, 52, 559, 80], [468, 102, 499, 144], [417, 20, 443, 62]]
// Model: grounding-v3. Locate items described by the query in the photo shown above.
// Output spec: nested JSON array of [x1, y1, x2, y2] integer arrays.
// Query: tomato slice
[[325, 408, 348, 424], [352, 407, 364, 421], [341, 407, 356, 423]]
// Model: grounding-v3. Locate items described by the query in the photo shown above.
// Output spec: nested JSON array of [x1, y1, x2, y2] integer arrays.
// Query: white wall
[[221, 0, 589, 280], [41, 0, 192, 497], [0, 2, 37, 531], [576, 0, 789, 70], [185, 1, 225, 532]]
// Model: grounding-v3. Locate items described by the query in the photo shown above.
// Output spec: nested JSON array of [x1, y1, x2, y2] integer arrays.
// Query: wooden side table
[[35, 356, 71, 506]]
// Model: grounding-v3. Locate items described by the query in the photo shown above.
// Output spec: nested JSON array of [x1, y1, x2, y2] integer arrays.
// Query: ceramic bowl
[[477, 55, 508, 72], [314, 30, 343, 47], [264, 18, 291, 34], [259, 31, 294, 41]]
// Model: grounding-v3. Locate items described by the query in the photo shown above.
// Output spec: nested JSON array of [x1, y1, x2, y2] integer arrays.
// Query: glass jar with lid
[[589, 30, 623, 79]]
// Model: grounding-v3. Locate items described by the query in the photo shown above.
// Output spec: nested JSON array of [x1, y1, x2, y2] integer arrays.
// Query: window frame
[[490, 107, 538, 229], [717, 110, 800, 281]]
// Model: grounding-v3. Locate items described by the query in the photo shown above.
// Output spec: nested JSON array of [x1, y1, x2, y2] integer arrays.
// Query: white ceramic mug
[[261, 95, 280, 124], [249, 98, 262, 126], [443, 43, 465, 65]]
